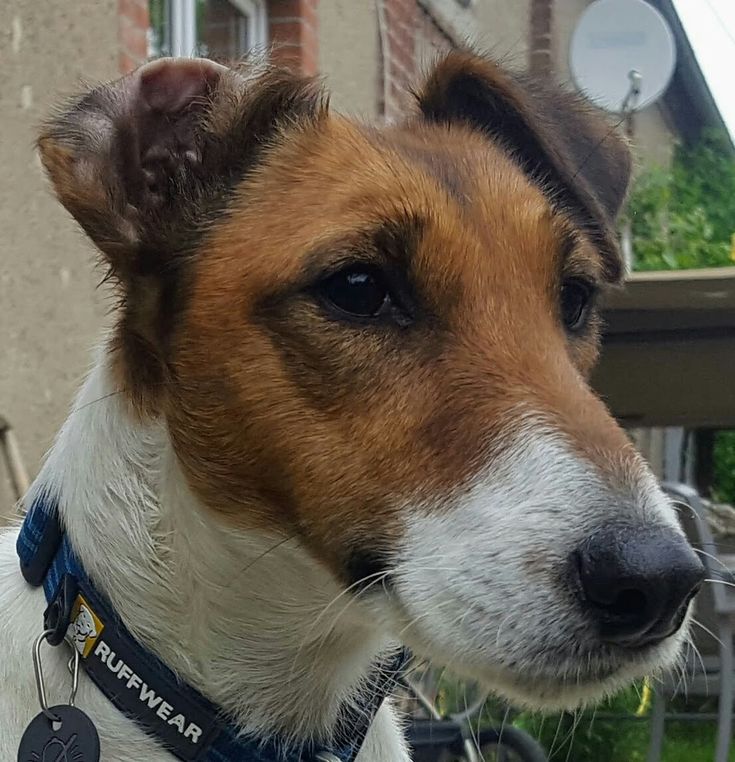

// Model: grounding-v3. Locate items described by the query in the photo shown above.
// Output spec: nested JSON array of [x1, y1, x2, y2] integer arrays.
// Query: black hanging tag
[[17, 705, 100, 762]]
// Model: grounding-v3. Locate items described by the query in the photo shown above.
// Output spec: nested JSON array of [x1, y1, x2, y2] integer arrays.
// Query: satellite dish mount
[[570, 0, 677, 270]]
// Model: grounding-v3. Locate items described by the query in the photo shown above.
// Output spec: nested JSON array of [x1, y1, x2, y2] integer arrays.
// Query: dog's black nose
[[575, 525, 704, 647]]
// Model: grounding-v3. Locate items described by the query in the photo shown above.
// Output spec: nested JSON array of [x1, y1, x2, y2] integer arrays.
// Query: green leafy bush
[[627, 130, 735, 271], [713, 430, 735, 504], [627, 131, 735, 507]]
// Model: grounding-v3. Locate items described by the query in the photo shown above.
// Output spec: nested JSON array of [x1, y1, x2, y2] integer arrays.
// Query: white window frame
[[167, 0, 268, 58]]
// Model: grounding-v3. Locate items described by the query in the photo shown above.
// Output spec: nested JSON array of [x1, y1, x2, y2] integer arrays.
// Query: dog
[[0, 52, 704, 761]]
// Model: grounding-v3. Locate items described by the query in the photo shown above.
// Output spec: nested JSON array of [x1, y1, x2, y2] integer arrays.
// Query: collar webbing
[[17, 492, 408, 762]]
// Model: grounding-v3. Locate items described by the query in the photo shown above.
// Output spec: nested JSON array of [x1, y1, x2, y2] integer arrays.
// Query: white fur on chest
[[0, 356, 409, 761]]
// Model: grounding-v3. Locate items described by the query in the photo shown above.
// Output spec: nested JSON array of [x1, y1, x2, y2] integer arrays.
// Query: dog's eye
[[560, 278, 594, 332], [319, 265, 391, 319]]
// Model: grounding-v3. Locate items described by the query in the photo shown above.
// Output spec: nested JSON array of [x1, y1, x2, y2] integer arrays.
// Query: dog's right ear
[[38, 58, 327, 281]]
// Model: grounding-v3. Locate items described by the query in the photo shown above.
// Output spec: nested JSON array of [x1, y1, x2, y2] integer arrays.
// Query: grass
[[434, 675, 734, 761], [523, 717, 734, 762], [513, 691, 735, 762]]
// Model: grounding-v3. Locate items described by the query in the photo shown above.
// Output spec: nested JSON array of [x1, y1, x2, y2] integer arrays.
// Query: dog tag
[[18, 705, 100, 762]]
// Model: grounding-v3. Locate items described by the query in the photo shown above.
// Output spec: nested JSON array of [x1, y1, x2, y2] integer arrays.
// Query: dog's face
[[39, 54, 703, 710]]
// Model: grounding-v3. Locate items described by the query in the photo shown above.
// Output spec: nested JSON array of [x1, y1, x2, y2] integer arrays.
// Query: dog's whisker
[[547, 707, 567, 760], [310, 572, 396, 646], [298, 562, 464, 677], [563, 708, 581, 762], [494, 613, 513, 649], [475, 693, 488, 757], [568, 114, 628, 185], [704, 577, 735, 589], [587, 704, 598, 739], [498, 705, 512, 758], [670, 648, 688, 700], [689, 637, 708, 696], [297, 569, 394, 641], [690, 616, 724, 648], [289, 569, 402, 683], [220, 533, 301, 592], [692, 547, 733, 575], [395, 599, 456, 642]]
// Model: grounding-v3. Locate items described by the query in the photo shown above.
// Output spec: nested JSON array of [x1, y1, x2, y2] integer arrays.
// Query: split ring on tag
[[17, 628, 100, 762], [33, 629, 79, 720]]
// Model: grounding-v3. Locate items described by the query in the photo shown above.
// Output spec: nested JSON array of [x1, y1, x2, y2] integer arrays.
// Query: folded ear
[[416, 51, 631, 279], [39, 58, 327, 411], [38, 57, 327, 282]]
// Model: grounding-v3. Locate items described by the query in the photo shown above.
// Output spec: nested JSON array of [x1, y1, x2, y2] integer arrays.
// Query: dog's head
[[39, 53, 703, 710]]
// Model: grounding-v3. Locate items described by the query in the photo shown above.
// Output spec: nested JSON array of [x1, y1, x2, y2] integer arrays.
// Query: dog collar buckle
[[43, 573, 79, 646]]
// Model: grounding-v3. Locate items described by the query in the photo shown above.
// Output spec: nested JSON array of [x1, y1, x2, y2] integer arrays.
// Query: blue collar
[[17, 491, 407, 762]]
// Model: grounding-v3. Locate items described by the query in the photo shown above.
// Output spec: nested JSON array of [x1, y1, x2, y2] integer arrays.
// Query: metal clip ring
[[32, 628, 80, 722]]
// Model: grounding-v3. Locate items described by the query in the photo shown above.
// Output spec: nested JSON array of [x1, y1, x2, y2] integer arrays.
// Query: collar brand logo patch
[[67, 594, 104, 658]]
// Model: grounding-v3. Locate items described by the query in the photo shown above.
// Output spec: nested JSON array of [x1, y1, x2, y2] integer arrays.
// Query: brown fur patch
[[163, 117, 628, 577], [40, 52, 637, 581]]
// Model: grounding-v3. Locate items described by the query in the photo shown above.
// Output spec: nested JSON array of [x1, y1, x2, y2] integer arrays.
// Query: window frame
[[162, 0, 268, 59]]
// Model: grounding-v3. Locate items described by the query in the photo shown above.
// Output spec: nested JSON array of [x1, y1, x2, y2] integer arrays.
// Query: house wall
[[474, 0, 531, 70], [0, 0, 119, 510], [0, 0, 322, 512], [0, 0, 699, 508], [318, 0, 381, 117]]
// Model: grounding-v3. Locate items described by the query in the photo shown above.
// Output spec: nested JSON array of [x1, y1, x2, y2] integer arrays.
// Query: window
[[149, 0, 267, 61]]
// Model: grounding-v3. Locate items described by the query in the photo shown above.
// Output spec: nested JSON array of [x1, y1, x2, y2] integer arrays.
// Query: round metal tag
[[18, 705, 100, 762]]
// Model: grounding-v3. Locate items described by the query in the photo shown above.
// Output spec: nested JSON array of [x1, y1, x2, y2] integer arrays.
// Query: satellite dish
[[570, 0, 676, 113]]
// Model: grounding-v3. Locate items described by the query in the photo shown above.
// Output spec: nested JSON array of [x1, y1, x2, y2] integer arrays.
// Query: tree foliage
[[627, 131, 735, 506], [714, 430, 735, 504], [627, 130, 735, 271]]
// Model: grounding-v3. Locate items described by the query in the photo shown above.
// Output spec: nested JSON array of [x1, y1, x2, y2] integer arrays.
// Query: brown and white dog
[[0, 52, 703, 760]]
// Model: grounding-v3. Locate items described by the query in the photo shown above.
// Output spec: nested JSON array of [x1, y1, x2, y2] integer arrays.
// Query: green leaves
[[713, 431, 735, 504], [626, 130, 735, 272], [626, 133, 735, 507]]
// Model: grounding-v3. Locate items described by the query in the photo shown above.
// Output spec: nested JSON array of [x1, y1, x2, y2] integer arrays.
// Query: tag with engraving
[[18, 705, 100, 762]]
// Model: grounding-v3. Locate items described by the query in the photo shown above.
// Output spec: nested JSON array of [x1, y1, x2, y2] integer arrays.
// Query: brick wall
[[118, 0, 149, 73], [117, 1, 319, 76], [379, 0, 455, 119], [117, 1, 464, 114], [269, 0, 319, 76]]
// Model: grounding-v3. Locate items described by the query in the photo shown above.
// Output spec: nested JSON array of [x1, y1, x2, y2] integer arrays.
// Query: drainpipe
[[529, 0, 553, 77]]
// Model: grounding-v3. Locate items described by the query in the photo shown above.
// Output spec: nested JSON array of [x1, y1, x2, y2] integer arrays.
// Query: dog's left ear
[[416, 51, 632, 279], [38, 58, 326, 279], [38, 58, 327, 411]]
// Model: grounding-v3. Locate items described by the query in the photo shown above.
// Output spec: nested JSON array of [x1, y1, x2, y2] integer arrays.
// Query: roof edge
[[648, 0, 733, 150]]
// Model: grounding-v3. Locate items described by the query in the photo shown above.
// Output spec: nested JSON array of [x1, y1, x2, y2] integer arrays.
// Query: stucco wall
[[319, 0, 530, 119], [318, 0, 381, 117], [475, 0, 531, 72], [0, 1, 119, 508], [629, 105, 677, 169]]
